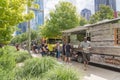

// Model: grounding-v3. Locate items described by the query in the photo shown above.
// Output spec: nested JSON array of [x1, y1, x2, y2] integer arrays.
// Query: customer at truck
[[62, 42, 66, 61], [65, 42, 72, 64], [56, 42, 61, 60], [79, 37, 91, 70]]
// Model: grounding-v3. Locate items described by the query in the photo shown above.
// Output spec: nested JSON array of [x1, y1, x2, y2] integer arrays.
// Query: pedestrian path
[[27, 53, 120, 80], [83, 74, 107, 80], [31, 53, 42, 58]]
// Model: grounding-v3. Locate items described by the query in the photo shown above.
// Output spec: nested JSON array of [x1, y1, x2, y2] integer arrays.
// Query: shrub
[[0, 53, 16, 71], [44, 66, 80, 80], [15, 57, 59, 79], [0, 69, 15, 80], [0, 46, 32, 80], [0, 45, 16, 56], [0, 45, 31, 63], [4, 45, 16, 52], [2, 45, 16, 52], [0, 46, 16, 80], [13, 50, 31, 63]]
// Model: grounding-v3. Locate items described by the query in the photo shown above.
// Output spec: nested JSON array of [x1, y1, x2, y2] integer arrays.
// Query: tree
[[118, 11, 120, 17], [0, 0, 35, 45], [89, 5, 114, 24], [41, 1, 79, 38], [79, 17, 88, 26], [11, 30, 39, 44]]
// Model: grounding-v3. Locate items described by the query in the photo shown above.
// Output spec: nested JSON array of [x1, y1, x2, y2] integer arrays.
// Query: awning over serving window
[[62, 26, 88, 34], [62, 18, 120, 34]]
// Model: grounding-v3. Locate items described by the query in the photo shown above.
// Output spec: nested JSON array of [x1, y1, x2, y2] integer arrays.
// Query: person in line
[[23, 43, 26, 50], [65, 42, 72, 64], [41, 44, 46, 56], [44, 43, 50, 56], [32, 43, 37, 53], [56, 42, 61, 60], [16, 43, 20, 51], [79, 37, 91, 70], [38, 43, 42, 54], [62, 42, 66, 61], [34, 43, 38, 54]]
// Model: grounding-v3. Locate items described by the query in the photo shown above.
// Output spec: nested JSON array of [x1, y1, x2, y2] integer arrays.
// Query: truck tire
[[77, 55, 83, 63]]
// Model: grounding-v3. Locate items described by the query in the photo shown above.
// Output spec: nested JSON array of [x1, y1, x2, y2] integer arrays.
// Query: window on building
[[114, 28, 120, 45]]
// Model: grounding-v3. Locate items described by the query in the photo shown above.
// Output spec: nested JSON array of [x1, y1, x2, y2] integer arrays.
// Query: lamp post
[[27, 4, 31, 55], [27, 6, 44, 55]]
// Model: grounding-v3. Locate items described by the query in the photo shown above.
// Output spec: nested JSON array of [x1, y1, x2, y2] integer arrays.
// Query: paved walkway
[[31, 53, 42, 58], [69, 62, 120, 80], [20, 50, 120, 80]]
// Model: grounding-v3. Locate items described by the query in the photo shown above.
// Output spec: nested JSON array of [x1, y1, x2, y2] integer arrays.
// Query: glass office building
[[81, 8, 91, 20], [95, 0, 116, 12], [16, 0, 44, 35]]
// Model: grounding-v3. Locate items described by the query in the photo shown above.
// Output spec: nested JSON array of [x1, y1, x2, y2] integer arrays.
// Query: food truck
[[62, 18, 120, 69], [42, 37, 62, 52]]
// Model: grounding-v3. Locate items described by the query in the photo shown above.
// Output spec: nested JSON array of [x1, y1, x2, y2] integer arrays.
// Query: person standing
[[41, 44, 46, 56], [38, 43, 42, 55], [23, 43, 26, 50], [80, 37, 91, 70], [45, 43, 49, 54], [34, 43, 38, 54], [65, 42, 72, 64], [56, 42, 61, 60], [16, 43, 20, 51], [62, 42, 66, 61]]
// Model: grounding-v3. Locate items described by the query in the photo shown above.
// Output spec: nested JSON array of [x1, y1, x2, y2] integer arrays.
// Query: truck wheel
[[77, 56, 83, 63]]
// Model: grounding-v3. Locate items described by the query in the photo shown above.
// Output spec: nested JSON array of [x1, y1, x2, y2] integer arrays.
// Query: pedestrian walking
[[79, 37, 91, 70]]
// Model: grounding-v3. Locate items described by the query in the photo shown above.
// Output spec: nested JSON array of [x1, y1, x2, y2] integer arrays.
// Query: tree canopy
[[0, 0, 35, 44], [79, 17, 88, 26], [11, 30, 39, 44], [41, 1, 79, 38], [89, 5, 114, 24], [118, 11, 120, 17]]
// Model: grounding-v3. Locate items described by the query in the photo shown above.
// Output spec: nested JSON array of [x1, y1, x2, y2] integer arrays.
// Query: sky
[[44, 0, 120, 18]]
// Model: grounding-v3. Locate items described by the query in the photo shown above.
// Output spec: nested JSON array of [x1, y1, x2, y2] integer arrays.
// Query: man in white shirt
[[80, 37, 91, 70]]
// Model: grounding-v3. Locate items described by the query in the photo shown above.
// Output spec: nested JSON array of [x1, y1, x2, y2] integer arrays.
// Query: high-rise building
[[95, 0, 117, 18], [81, 8, 91, 20], [95, 0, 116, 12], [16, 22, 27, 35], [16, 0, 44, 35], [30, 0, 44, 30]]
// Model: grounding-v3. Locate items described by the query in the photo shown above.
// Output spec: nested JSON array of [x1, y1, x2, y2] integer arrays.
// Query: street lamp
[[27, 5, 31, 55], [27, 6, 44, 55]]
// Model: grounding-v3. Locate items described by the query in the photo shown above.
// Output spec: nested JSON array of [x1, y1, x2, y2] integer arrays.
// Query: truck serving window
[[48, 39, 62, 44], [77, 32, 86, 42], [114, 28, 120, 45]]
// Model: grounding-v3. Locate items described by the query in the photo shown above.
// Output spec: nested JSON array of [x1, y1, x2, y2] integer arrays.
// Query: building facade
[[16, 22, 27, 35], [16, 0, 44, 35], [95, 0, 116, 12], [81, 8, 91, 20], [30, 0, 44, 30]]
